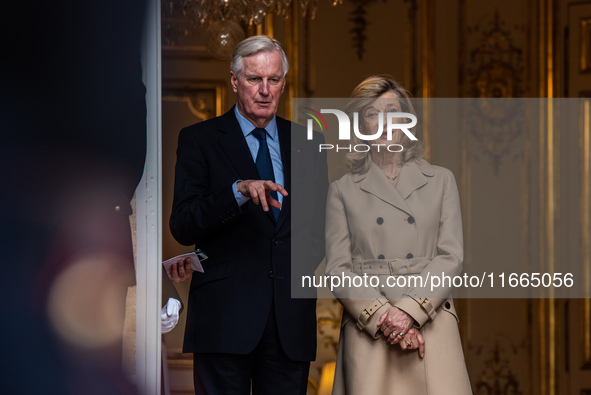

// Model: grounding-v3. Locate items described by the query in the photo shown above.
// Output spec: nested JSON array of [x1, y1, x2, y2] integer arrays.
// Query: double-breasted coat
[[325, 158, 472, 395]]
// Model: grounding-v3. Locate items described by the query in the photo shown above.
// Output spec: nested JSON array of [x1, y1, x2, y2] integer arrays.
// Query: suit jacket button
[[406, 253, 414, 259], [445, 301, 451, 309], [376, 217, 384, 225], [407, 216, 415, 224], [378, 254, 385, 259], [268, 271, 274, 278]]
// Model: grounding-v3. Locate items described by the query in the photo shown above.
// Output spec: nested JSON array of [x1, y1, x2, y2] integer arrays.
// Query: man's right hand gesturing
[[236, 179, 288, 212]]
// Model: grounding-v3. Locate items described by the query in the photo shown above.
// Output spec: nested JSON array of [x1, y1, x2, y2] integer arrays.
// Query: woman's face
[[362, 91, 404, 144]]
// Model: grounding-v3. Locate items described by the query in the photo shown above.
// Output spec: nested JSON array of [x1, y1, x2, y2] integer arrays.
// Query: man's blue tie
[[252, 128, 279, 220]]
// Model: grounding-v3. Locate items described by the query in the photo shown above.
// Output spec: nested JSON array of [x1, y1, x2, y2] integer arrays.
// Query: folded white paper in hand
[[161, 298, 181, 334], [162, 251, 205, 277]]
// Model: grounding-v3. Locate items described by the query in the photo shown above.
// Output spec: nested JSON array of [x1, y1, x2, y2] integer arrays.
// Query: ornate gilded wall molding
[[469, 336, 527, 395], [580, 18, 591, 74], [468, 11, 524, 98], [466, 11, 525, 174], [403, 0, 418, 95], [316, 299, 343, 356], [466, 99, 525, 175], [581, 97, 591, 370], [346, 0, 386, 60], [537, 3, 558, 395]]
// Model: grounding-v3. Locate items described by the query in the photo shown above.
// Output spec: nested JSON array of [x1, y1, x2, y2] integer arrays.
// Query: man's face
[[231, 50, 286, 128]]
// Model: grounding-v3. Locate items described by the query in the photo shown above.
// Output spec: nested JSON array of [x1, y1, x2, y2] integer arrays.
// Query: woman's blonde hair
[[344, 75, 423, 174]]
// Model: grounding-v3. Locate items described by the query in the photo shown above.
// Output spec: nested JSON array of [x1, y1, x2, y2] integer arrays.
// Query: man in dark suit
[[167, 35, 327, 394]]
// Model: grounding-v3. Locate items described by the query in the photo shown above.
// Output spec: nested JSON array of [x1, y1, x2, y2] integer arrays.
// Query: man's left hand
[[166, 257, 193, 283]]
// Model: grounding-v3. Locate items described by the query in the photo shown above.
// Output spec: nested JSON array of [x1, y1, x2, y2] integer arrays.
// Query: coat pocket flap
[[440, 298, 459, 323], [191, 261, 232, 288]]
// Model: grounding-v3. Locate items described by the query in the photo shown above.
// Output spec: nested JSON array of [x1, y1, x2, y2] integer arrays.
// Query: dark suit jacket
[[170, 106, 327, 361]]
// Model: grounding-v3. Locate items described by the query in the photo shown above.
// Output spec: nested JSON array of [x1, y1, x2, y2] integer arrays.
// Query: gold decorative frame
[[582, 96, 591, 370], [538, 4, 559, 395], [162, 80, 227, 120], [421, 0, 434, 161], [457, 1, 558, 395], [581, 18, 591, 74], [583, 299, 591, 369]]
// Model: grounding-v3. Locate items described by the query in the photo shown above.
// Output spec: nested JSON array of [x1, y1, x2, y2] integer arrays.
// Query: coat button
[[378, 254, 385, 259], [407, 216, 415, 224], [268, 271, 274, 278], [406, 253, 414, 259], [445, 301, 451, 309], [377, 217, 384, 225], [273, 239, 280, 245]]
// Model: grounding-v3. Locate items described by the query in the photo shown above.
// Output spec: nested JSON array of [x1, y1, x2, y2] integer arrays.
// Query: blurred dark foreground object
[[0, 0, 148, 393]]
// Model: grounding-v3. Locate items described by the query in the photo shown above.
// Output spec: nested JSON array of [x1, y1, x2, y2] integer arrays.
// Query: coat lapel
[[355, 159, 433, 215], [396, 158, 433, 199]]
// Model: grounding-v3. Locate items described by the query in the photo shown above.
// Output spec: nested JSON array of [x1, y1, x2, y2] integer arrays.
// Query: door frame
[[136, 0, 163, 393]]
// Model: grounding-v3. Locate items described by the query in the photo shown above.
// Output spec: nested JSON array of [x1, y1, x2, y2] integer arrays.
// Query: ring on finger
[[390, 332, 397, 338], [405, 341, 412, 347], [398, 332, 405, 338]]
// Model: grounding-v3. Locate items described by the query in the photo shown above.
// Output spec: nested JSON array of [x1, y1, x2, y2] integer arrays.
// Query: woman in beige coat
[[325, 76, 472, 394]]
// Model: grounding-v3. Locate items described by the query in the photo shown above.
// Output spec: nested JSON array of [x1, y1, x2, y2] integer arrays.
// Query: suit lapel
[[275, 117, 291, 230], [217, 107, 291, 226], [216, 107, 277, 224], [216, 106, 260, 182]]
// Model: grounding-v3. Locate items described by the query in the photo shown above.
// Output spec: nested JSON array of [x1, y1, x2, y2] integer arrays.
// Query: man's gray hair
[[231, 35, 289, 78]]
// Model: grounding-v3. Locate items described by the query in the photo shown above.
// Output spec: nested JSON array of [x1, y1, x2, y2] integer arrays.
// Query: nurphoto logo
[[302, 107, 418, 152]]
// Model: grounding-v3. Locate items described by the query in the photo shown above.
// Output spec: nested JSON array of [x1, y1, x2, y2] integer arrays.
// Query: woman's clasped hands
[[377, 306, 425, 358]]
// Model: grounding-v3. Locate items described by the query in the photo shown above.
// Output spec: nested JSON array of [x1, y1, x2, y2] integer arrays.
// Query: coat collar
[[352, 158, 434, 215]]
